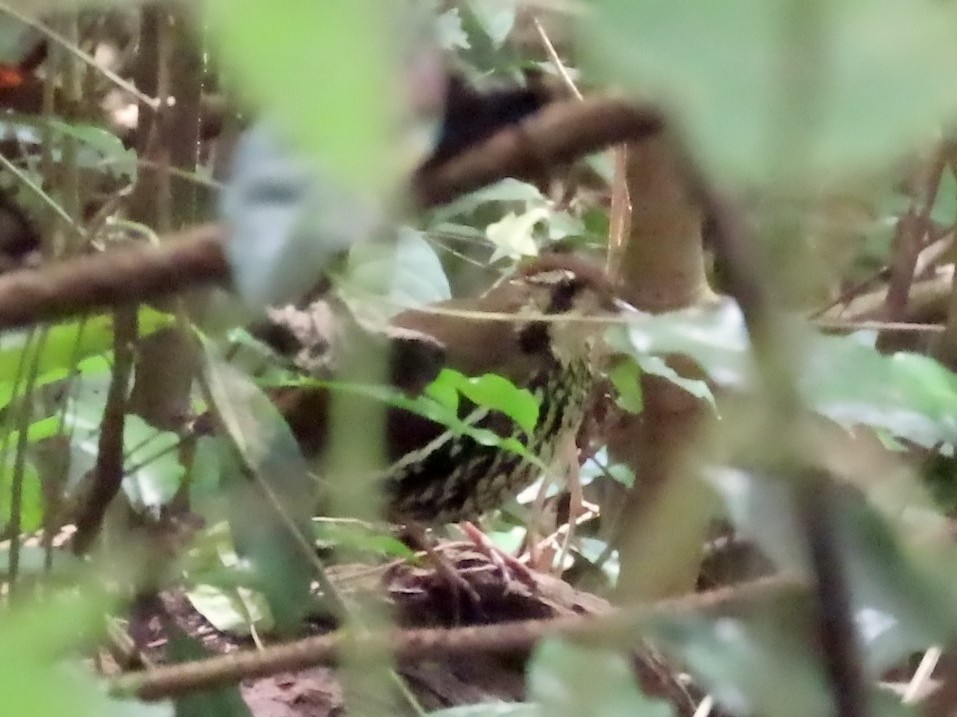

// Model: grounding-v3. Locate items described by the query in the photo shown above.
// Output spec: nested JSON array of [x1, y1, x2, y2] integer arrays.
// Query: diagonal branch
[[0, 95, 665, 330]]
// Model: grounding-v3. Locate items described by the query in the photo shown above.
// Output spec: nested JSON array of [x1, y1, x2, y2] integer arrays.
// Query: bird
[[266, 254, 625, 528]]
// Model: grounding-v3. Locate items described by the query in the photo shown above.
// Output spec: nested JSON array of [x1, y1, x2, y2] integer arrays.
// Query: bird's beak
[[613, 297, 643, 316]]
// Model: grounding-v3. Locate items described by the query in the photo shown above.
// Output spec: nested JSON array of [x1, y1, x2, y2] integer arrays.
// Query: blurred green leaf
[[297, 370, 545, 467], [0, 309, 172, 408], [221, 123, 381, 309], [612, 304, 957, 447], [528, 640, 673, 717], [803, 332, 957, 448], [636, 355, 715, 410], [707, 467, 957, 672], [347, 227, 452, 314], [186, 583, 272, 636], [166, 626, 252, 717], [0, 451, 43, 532], [583, 0, 957, 188], [0, 593, 170, 717], [580, 447, 635, 489], [434, 6, 470, 50], [0, 117, 136, 180], [930, 167, 957, 225], [121, 415, 186, 514], [312, 518, 415, 559], [204, 0, 393, 189], [431, 178, 546, 224], [466, 0, 517, 48], [650, 605, 831, 717], [200, 336, 316, 630]]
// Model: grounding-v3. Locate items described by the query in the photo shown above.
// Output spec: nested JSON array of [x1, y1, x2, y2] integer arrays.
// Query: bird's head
[[509, 255, 629, 367]]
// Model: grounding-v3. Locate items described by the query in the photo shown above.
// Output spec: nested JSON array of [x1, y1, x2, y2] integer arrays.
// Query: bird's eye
[[547, 276, 581, 314]]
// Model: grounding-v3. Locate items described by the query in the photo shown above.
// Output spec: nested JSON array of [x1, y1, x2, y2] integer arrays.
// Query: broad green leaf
[[430, 178, 546, 224], [200, 336, 316, 630], [584, 0, 957, 189], [121, 415, 185, 514], [0, 593, 171, 717], [0, 452, 43, 532], [346, 226, 452, 314], [432, 368, 540, 435], [707, 467, 957, 673], [650, 607, 833, 717], [58, 376, 186, 513], [0, 308, 172, 408], [930, 168, 957, 225], [613, 303, 957, 448], [802, 333, 957, 448], [204, 0, 394, 189], [636, 355, 715, 410], [221, 123, 381, 309], [580, 447, 635, 489], [292, 371, 545, 468], [528, 640, 673, 717]]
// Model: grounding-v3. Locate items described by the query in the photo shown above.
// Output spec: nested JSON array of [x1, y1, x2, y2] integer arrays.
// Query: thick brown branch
[[0, 223, 227, 329], [0, 95, 664, 330], [412, 95, 664, 208]]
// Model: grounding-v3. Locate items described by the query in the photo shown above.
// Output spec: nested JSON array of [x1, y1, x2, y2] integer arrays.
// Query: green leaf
[[650, 605, 832, 717], [204, 0, 393, 189], [612, 303, 957, 448], [0, 593, 171, 717], [222, 124, 381, 309], [434, 369, 540, 435], [0, 308, 172, 408], [583, 0, 957, 189], [528, 640, 673, 717], [200, 335, 316, 631], [0, 452, 43, 532], [297, 371, 545, 468], [580, 448, 635, 489], [930, 167, 957, 225], [346, 227, 452, 314], [186, 583, 272, 636], [166, 627, 252, 717], [313, 519, 415, 559], [434, 6, 470, 50], [430, 178, 546, 224], [121, 416, 186, 514], [607, 358, 642, 413], [707, 467, 957, 673], [0, 117, 136, 180], [802, 333, 957, 448], [466, 0, 518, 48]]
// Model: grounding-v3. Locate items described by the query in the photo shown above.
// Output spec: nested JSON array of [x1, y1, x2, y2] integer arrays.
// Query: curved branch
[[0, 95, 665, 330]]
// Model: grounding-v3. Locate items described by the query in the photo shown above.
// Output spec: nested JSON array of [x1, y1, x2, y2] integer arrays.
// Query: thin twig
[[0, 3, 161, 109], [111, 574, 803, 701]]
